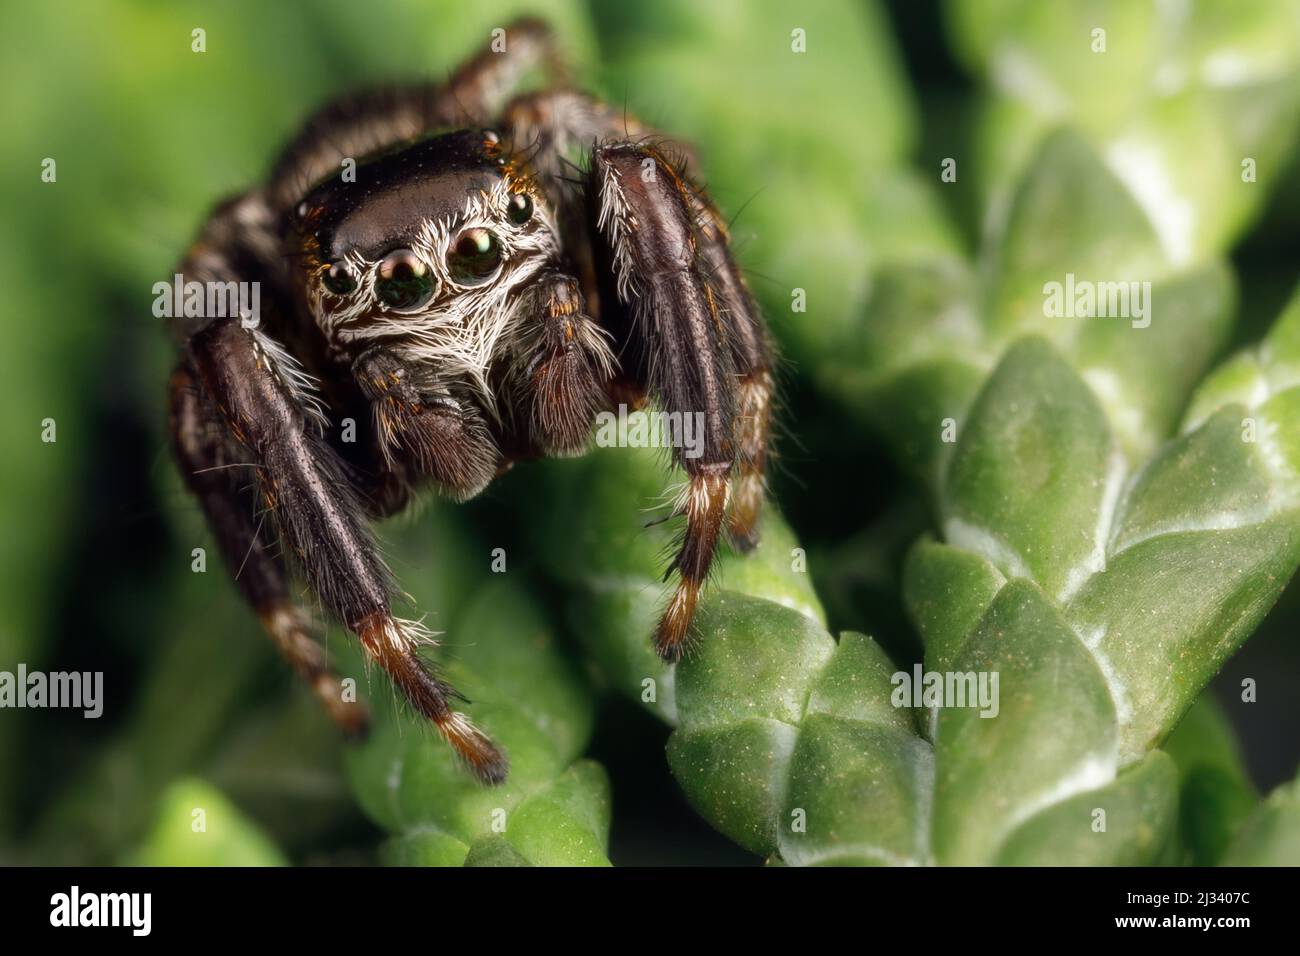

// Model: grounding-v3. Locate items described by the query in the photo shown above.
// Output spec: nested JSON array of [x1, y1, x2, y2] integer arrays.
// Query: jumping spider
[[168, 20, 773, 783]]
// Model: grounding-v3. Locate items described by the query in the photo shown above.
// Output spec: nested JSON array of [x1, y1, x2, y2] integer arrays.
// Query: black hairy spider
[[167, 20, 773, 783]]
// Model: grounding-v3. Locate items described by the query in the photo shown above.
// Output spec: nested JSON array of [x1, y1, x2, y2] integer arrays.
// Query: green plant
[[529, 281, 1300, 864]]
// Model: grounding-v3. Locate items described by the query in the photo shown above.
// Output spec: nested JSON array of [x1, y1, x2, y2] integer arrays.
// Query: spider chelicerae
[[168, 19, 774, 783]]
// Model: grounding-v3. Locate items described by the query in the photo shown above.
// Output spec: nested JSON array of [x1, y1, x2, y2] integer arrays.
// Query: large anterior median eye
[[376, 249, 435, 310], [447, 228, 502, 285]]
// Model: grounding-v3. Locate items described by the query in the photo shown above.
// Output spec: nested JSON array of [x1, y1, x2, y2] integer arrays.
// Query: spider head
[[291, 129, 558, 354]]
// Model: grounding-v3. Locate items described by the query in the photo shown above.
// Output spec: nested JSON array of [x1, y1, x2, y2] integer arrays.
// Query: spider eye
[[322, 262, 357, 296], [447, 228, 502, 285], [506, 192, 533, 225], [376, 249, 435, 310]]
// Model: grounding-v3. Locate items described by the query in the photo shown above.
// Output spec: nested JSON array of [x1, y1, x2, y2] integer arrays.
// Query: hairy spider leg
[[500, 90, 773, 655], [268, 18, 565, 214], [169, 364, 370, 739], [591, 143, 757, 662], [685, 189, 774, 551], [183, 316, 507, 783]]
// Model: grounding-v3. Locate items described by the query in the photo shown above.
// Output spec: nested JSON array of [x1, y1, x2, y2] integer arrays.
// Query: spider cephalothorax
[[167, 19, 773, 783]]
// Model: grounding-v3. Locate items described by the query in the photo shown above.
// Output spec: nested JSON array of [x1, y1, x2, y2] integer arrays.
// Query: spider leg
[[169, 363, 369, 739], [498, 90, 774, 658], [184, 317, 507, 783], [591, 142, 771, 662], [441, 17, 567, 121], [686, 191, 774, 551], [500, 90, 702, 192], [353, 346, 501, 501], [268, 18, 564, 212], [500, 91, 772, 544]]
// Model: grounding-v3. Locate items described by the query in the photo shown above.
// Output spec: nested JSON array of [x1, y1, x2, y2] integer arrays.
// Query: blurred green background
[[0, 0, 1298, 865]]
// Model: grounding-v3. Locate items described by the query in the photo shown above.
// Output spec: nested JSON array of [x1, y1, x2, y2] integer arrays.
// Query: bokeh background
[[1, 0, 1298, 865]]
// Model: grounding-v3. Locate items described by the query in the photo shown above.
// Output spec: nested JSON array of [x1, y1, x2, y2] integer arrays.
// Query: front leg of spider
[[169, 361, 370, 740], [188, 317, 507, 783], [590, 143, 773, 662]]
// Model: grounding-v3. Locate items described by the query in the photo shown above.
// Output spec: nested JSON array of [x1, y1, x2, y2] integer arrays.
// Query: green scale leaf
[[1221, 769, 1300, 866], [946, 0, 1300, 261]]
